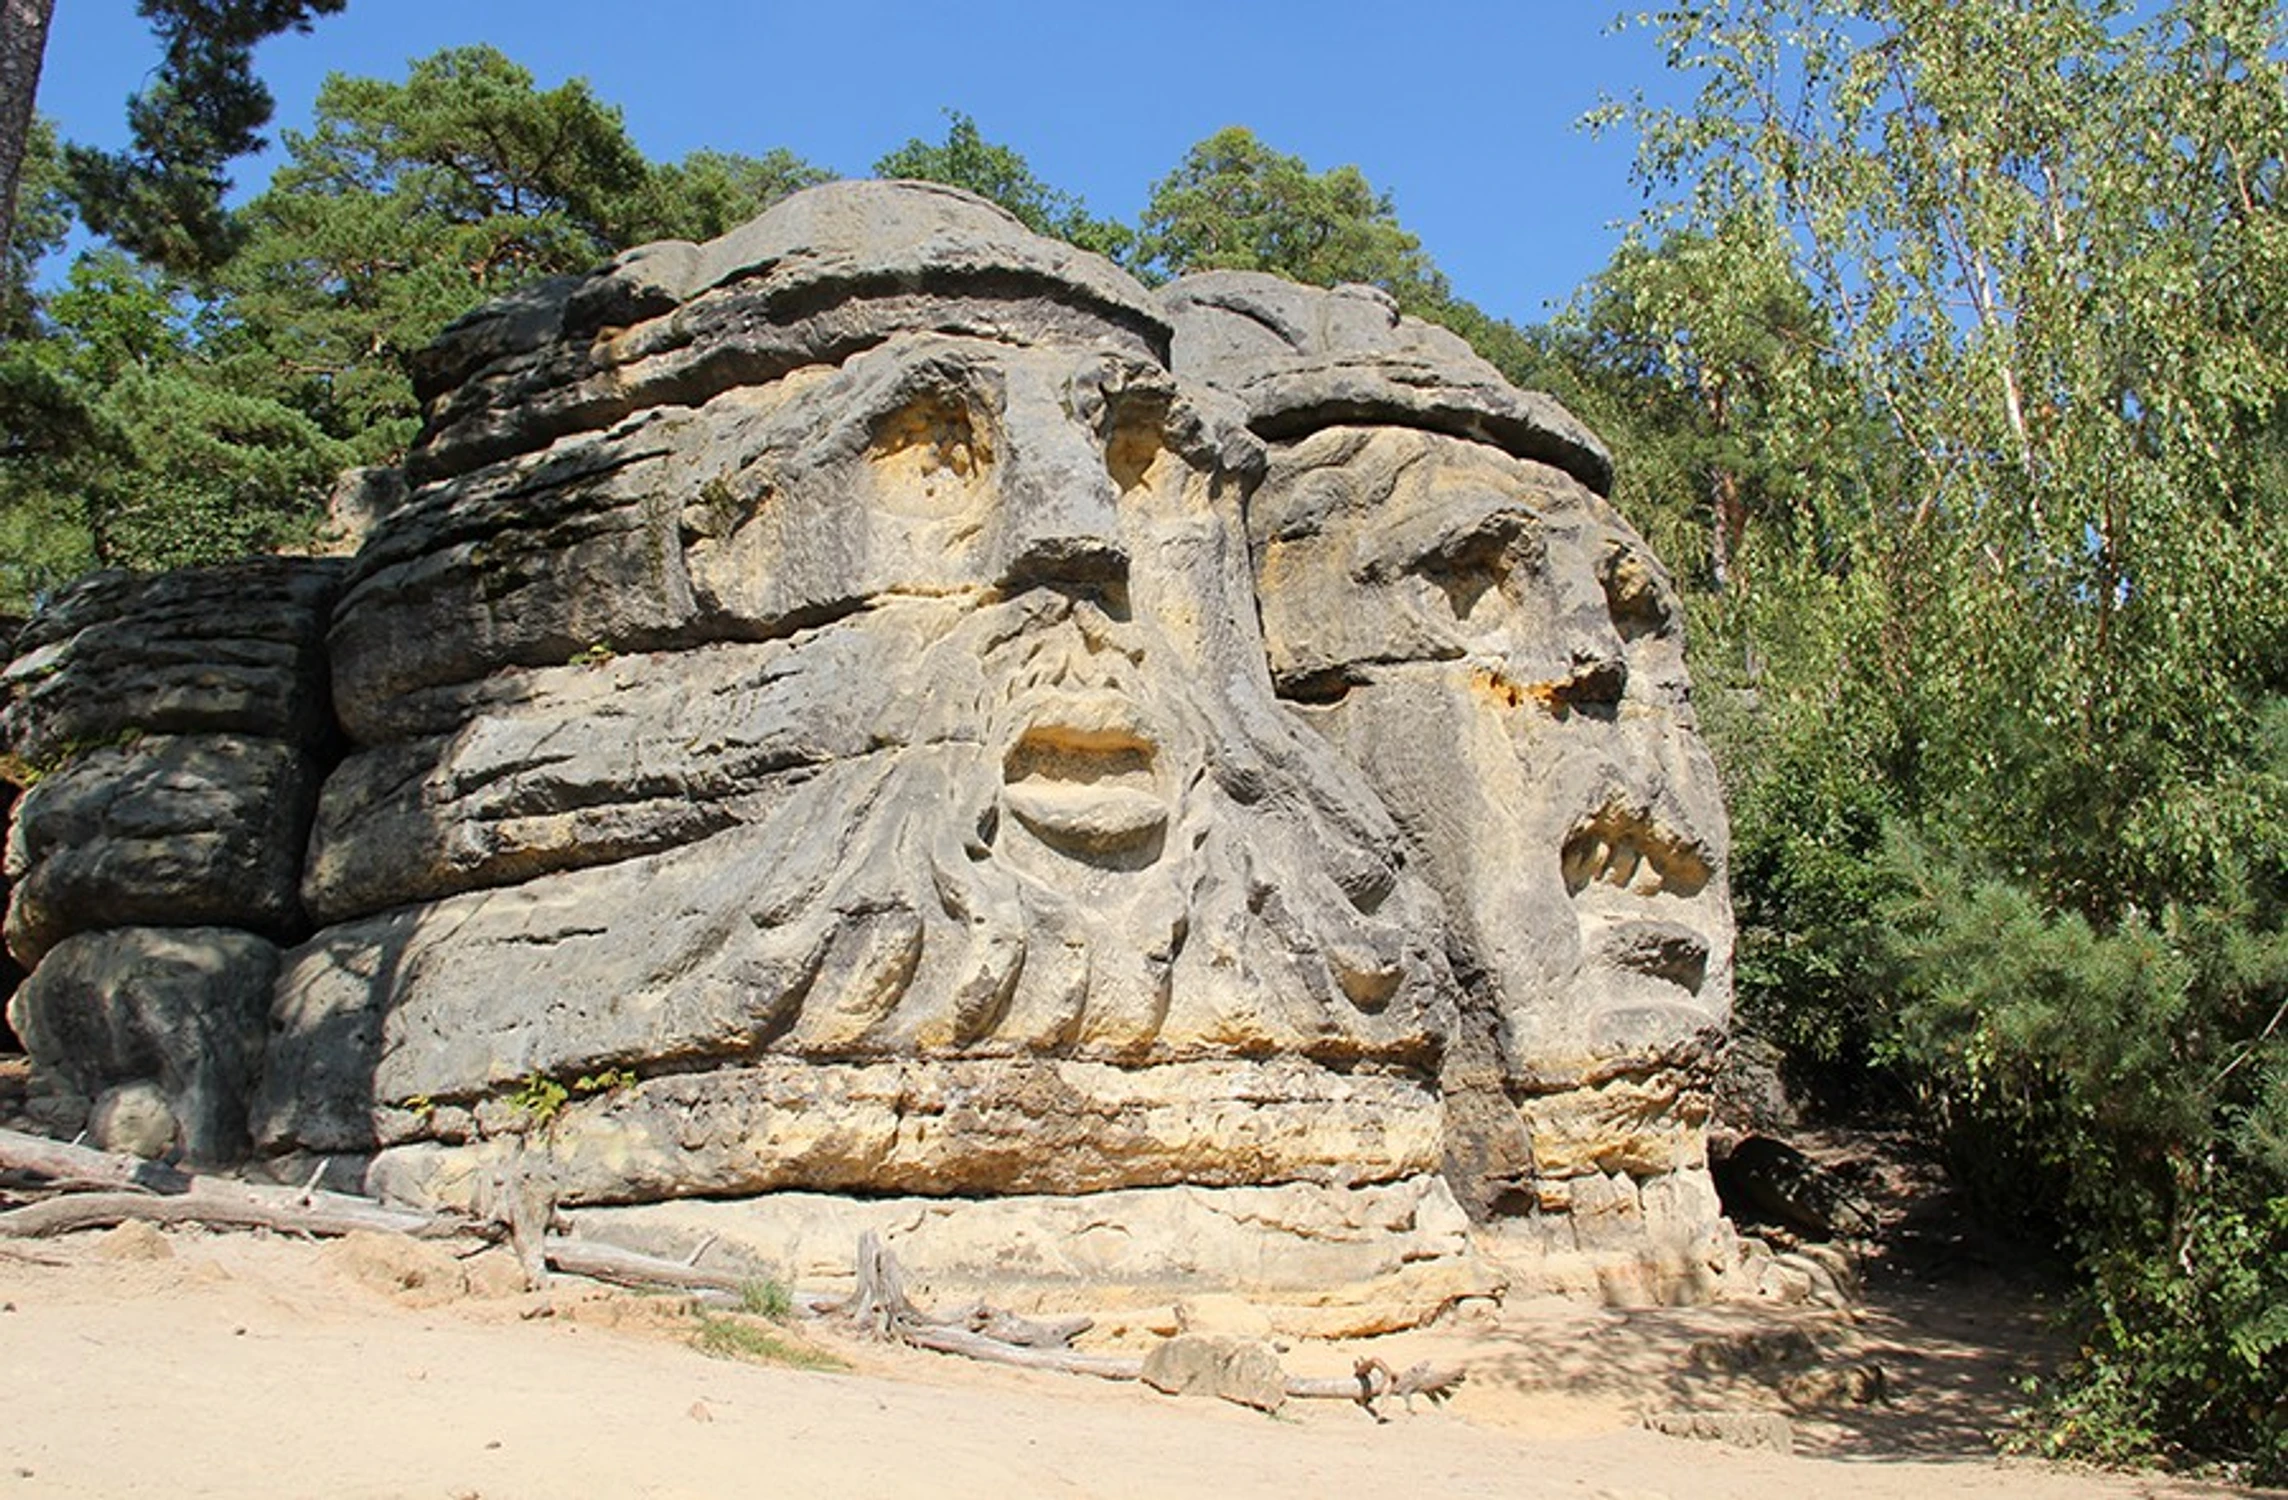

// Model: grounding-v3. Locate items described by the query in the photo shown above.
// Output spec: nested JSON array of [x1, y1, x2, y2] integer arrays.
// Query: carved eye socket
[[1104, 392, 1171, 494], [870, 394, 993, 511], [1402, 505, 1538, 625], [1599, 540, 1673, 641]]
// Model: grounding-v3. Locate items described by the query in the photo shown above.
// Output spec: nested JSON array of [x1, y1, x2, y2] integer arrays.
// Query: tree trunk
[[0, 1187, 447, 1238], [0, 1125, 455, 1240], [0, 0, 54, 280], [1710, 464, 1743, 593]]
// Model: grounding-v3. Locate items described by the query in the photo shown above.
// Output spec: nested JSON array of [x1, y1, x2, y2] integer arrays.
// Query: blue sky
[[34, 1, 1690, 327]]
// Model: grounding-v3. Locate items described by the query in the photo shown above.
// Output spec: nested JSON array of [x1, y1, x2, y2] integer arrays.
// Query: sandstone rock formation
[[1, 560, 342, 1161], [0, 182, 1738, 1308], [1162, 273, 1735, 1296], [255, 181, 1454, 1217]]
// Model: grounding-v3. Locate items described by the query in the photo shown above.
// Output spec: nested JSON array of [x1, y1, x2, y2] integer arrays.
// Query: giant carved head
[[1162, 274, 1733, 1087], [258, 185, 1455, 1206]]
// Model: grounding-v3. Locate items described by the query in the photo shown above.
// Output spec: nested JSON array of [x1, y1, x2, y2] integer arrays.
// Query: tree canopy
[[0, 43, 832, 591], [62, 0, 347, 271], [873, 111, 1128, 261], [1132, 126, 1450, 311], [1593, 0, 2288, 1472], [223, 44, 831, 459]]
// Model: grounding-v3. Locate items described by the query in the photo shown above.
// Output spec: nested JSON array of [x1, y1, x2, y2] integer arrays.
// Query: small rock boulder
[[1141, 1333, 1289, 1413]]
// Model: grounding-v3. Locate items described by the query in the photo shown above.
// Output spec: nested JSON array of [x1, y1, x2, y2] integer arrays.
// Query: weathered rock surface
[[0, 184, 1741, 1310], [0, 561, 340, 765], [5, 926, 278, 1163], [1712, 1135, 1877, 1241], [249, 180, 1456, 1209], [345, 1057, 1439, 1204], [321, 1229, 526, 1307], [1163, 272, 1731, 1069], [335, 183, 1184, 743], [1490, 1163, 1738, 1308], [398, 182, 1166, 486], [1142, 1334, 1289, 1411], [556, 1172, 1496, 1335], [88, 1080, 179, 1159], [1164, 271, 1735, 1258], [6, 735, 319, 965], [0, 560, 341, 965], [315, 466, 408, 556], [1642, 1408, 1795, 1453], [0, 562, 339, 1164], [1162, 274, 1613, 495]]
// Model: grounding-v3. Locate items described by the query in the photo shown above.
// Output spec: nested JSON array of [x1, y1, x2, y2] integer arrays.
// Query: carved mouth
[[1563, 803, 1721, 1041], [1001, 690, 1168, 853], [1560, 806, 1712, 899], [1592, 918, 1710, 992], [1582, 917, 1720, 1051]]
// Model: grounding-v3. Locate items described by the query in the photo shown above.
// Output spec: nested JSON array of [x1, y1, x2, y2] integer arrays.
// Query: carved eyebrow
[[1098, 378, 1174, 430], [864, 355, 1004, 424], [770, 351, 1005, 465], [1302, 431, 1430, 514], [1052, 351, 1172, 424], [1374, 440, 1435, 500]]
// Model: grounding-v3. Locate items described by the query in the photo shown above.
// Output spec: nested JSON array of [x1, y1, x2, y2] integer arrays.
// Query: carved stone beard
[[259, 584, 1448, 1150], [720, 590, 1212, 1065], [670, 585, 1448, 1073]]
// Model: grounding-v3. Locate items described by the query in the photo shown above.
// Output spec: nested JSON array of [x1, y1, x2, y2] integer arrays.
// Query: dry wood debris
[[0, 1131, 1464, 1417]]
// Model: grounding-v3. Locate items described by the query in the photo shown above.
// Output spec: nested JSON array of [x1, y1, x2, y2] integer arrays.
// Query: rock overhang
[[1158, 270, 1614, 496], [405, 180, 1180, 488]]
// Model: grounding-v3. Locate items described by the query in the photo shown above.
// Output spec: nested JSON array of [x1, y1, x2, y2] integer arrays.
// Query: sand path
[[0, 1228, 2256, 1500]]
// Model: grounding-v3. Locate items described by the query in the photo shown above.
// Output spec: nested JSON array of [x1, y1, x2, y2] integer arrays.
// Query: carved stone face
[[254, 186, 1469, 1203], [270, 330, 1448, 1171], [1250, 422, 1732, 1072], [678, 337, 1224, 883]]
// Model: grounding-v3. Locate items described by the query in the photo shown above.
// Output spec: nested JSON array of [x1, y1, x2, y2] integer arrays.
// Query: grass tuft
[[690, 1312, 847, 1372], [737, 1278, 794, 1321]]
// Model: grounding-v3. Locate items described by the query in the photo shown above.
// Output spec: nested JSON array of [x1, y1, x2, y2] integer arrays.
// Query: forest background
[[0, 0, 2283, 1481]]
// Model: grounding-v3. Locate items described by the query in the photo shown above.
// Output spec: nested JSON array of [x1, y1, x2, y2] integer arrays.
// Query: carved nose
[[1562, 639, 1628, 703], [1514, 608, 1627, 712], [996, 398, 1129, 591], [1546, 553, 1629, 705], [1003, 508, 1129, 588]]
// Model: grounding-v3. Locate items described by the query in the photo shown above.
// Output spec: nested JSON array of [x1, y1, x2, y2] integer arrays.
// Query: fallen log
[[901, 1324, 1146, 1380], [950, 1302, 1097, 1349], [1284, 1357, 1467, 1418], [0, 1127, 194, 1194], [541, 1234, 1121, 1369], [0, 1188, 444, 1239], [542, 1237, 750, 1295], [0, 1126, 462, 1240], [539, 1236, 841, 1315], [834, 1231, 1466, 1417]]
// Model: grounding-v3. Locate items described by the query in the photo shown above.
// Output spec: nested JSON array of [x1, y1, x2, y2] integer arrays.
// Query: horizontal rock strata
[[0, 183, 1743, 1311], [352, 1056, 1440, 1208], [558, 1173, 1496, 1335]]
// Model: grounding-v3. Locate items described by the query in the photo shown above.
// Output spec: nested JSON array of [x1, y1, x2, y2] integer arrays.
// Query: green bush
[[1881, 841, 2288, 1479]]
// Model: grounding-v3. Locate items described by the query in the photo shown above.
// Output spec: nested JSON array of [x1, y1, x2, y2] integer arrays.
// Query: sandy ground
[[0, 1225, 2261, 1500]]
